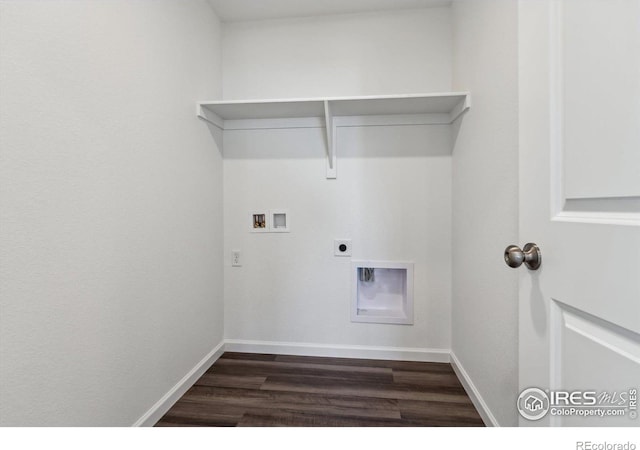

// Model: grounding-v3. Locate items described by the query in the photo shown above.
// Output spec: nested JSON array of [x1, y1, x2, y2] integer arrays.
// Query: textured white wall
[[222, 7, 452, 99], [223, 126, 452, 351], [0, 0, 224, 426], [451, 0, 519, 426]]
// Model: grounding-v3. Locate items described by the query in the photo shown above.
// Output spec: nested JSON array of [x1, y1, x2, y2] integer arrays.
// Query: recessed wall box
[[269, 210, 289, 233], [351, 261, 414, 325], [251, 213, 269, 232]]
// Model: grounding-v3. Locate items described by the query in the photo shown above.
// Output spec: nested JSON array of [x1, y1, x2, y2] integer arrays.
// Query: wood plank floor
[[155, 352, 484, 427]]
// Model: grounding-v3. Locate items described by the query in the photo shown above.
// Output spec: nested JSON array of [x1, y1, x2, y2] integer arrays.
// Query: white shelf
[[199, 92, 469, 122], [197, 92, 471, 178], [327, 93, 469, 117], [201, 99, 326, 121]]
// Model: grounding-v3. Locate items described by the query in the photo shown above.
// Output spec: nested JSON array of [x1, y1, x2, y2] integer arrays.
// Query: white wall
[[222, 8, 453, 355], [451, 0, 519, 426], [224, 126, 452, 353], [0, 0, 224, 426], [222, 7, 452, 99]]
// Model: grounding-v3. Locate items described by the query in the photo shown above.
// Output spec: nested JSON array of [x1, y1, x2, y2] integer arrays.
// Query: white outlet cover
[[334, 239, 352, 257], [232, 250, 241, 267]]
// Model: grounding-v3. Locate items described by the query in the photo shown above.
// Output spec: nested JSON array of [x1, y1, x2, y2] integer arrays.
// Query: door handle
[[504, 243, 541, 270]]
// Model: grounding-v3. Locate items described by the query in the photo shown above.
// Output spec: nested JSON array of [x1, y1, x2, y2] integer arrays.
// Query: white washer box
[[351, 260, 414, 325], [250, 212, 269, 232], [249, 210, 290, 232]]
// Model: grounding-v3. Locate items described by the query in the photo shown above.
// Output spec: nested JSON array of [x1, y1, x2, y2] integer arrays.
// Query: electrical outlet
[[232, 250, 241, 267], [334, 239, 352, 257]]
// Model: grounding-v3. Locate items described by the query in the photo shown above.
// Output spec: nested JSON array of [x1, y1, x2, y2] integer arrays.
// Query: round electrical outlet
[[334, 239, 352, 257]]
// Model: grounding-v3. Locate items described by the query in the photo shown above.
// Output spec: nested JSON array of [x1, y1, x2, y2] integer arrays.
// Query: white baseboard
[[132, 340, 225, 427], [450, 351, 499, 427], [224, 339, 450, 363]]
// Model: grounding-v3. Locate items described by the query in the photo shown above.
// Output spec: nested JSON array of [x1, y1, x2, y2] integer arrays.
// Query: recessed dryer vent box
[[351, 261, 414, 325]]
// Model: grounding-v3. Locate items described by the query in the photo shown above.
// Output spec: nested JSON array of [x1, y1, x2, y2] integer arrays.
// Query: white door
[[517, 0, 640, 426]]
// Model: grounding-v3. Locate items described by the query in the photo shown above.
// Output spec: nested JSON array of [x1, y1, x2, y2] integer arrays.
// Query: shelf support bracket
[[324, 100, 336, 179], [448, 95, 471, 123], [196, 103, 224, 130]]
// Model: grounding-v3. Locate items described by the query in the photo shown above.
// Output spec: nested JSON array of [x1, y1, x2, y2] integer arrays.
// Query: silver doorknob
[[504, 243, 541, 270]]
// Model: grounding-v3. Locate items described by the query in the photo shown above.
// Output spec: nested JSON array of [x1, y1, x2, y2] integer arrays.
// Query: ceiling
[[207, 0, 451, 22]]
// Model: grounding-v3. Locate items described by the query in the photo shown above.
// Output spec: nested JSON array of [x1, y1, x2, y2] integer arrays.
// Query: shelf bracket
[[196, 103, 224, 130], [448, 95, 471, 123], [324, 100, 336, 179]]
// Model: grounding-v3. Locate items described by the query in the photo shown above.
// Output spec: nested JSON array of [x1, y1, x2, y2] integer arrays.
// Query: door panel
[[551, 301, 640, 426], [519, 0, 640, 427], [562, 0, 640, 199]]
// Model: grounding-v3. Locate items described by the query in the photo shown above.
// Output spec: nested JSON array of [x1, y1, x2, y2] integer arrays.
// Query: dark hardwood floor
[[155, 352, 485, 427]]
